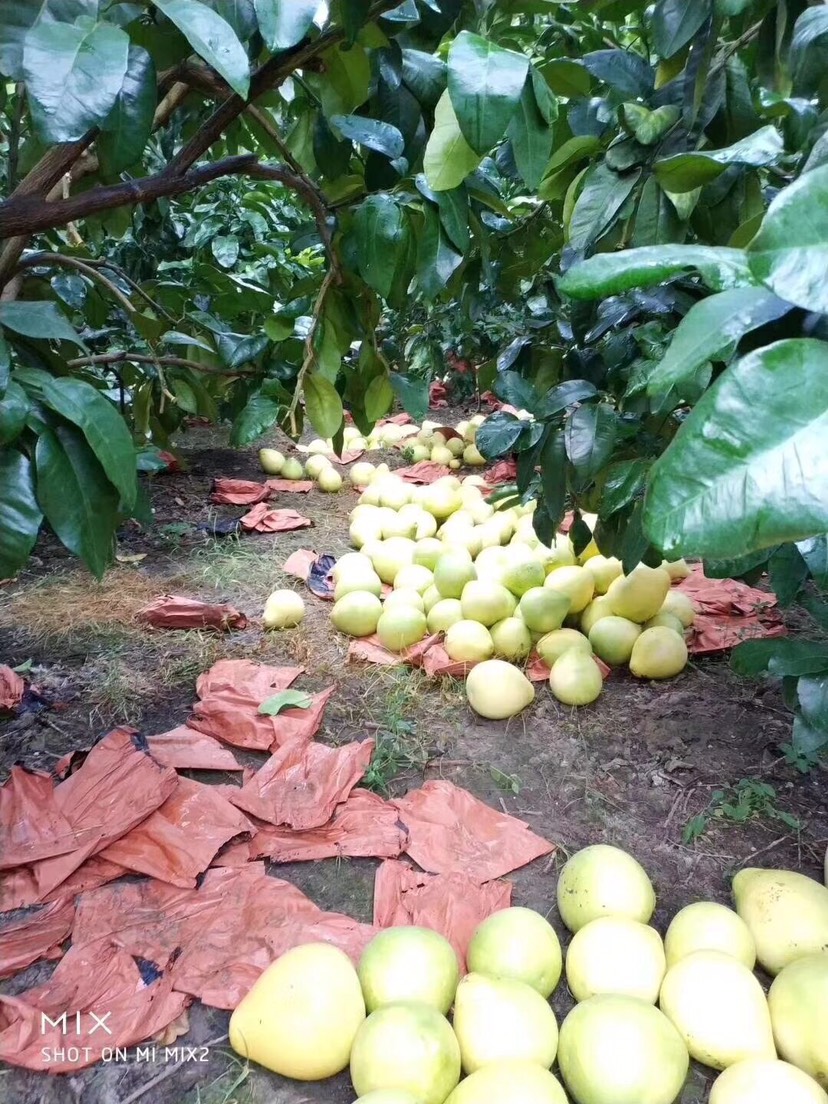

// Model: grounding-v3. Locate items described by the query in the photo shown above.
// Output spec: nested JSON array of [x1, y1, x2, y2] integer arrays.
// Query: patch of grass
[[362, 670, 431, 795], [176, 1059, 253, 1104], [683, 778, 802, 844], [192, 537, 285, 598]]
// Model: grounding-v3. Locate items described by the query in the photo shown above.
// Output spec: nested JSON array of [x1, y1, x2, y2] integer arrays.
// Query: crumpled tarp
[[145, 725, 243, 771], [210, 477, 269, 505], [429, 381, 448, 407], [0, 898, 74, 979], [396, 461, 452, 484], [0, 768, 80, 870], [188, 659, 334, 751], [283, 548, 319, 580], [379, 413, 415, 426], [265, 478, 314, 494], [239, 503, 312, 533], [136, 595, 248, 631], [1, 856, 130, 913], [0, 942, 189, 1071], [677, 565, 786, 655], [348, 633, 442, 669], [226, 737, 374, 830], [394, 781, 554, 882], [373, 860, 512, 968], [0, 666, 24, 711], [71, 863, 377, 1010], [484, 459, 518, 486]]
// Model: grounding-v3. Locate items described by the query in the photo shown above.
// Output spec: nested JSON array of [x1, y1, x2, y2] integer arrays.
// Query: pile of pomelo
[[229, 844, 828, 1103]]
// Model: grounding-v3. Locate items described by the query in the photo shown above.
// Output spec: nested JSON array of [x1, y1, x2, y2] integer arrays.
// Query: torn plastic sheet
[[71, 864, 377, 1010], [145, 725, 243, 771], [307, 553, 337, 599], [394, 780, 555, 882], [0, 897, 74, 980], [136, 596, 248, 631], [395, 461, 452, 484], [0, 767, 80, 870], [283, 548, 318, 580], [225, 738, 374, 830], [373, 860, 512, 968], [677, 565, 786, 655], [0, 665, 24, 711], [265, 478, 314, 494], [484, 459, 518, 485], [239, 503, 312, 533], [347, 633, 441, 668], [210, 478, 269, 505], [350, 639, 611, 682], [0, 942, 189, 1072]]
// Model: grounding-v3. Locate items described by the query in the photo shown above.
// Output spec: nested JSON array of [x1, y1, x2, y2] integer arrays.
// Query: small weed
[[490, 766, 522, 794], [780, 740, 826, 774], [177, 1061, 252, 1104], [158, 521, 195, 549], [193, 537, 283, 597], [363, 671, 430, 794], [683, 778, 802, 844]]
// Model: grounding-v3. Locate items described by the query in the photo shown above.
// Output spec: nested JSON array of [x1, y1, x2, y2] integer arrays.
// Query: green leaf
[[655, 126, 784, 193], [582, 49, 654, 98], [98, 45, 157, 175], [228, 333, 269, 369], [507, 79, 554, 190], [536, 380, 598, 420], [35, 425, 119, 579], [540, 58, 591, 98], [315, 43, 369, 116], [416, 205, 463, 300], [568, 164, 641, 251], [0, 0, 46, 80], [331, 115, 404, 159], [447, 31, 529, 155], [41, 377, 137, 507], [263, 317, 294, 342], [652, 0, 713, 58], [530, 67, 558, 125], [390, 373, 429, 422], [540, 427, 567, 528], [798, 536, 828, 589], [600, 458, 650, 517], [565, 404, 618, 484], [211, 234, 240, 268], [364, 374, 394, 422], [161, 331, 216, 353], [353, 195, 409, 298], [0, 332, 8, 397], [202, 0, 257, 40], [230, 394, 280, 446], [768, 543, 809, 606], [791, 7, 828, 94], [23, 18, 130, 143], [151, 0, 250, 99], [304, 372, 343, 438], [732, 638, 828, 678], [476, 411, 524, 460], [336, 0, 371, 43], [423, 89, 482, 192], [258, 689, 312, 715], [254, 0, 317, 50], [644, 339, 828, 559], [435, 188, 470, 253], [401, 48, 447, 109], [631, 176, 684, 246], [559, 245, 755, 300], [748, 164, 828, 315], [646, 288, 792, 399], [0, 382, 29, 447], [0, 449, 42, 579], [0, 301, 86, 347]]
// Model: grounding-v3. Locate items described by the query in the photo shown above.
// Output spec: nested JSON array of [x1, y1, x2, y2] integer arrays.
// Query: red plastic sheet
[[283, 548, 318, 580], [226, 737, 374, 830], [0, 768, 80, 870], [396, 461, 452, 484], [373, 860, 512, 968], [348, 633, 442, 669], [210, 478, 269, 505], [379, 413, 415, 426], [265, 478, 314, 494], [145, 726, 243, 771], [484, 459, 518, 485], [239, 503, 312, 533], [677, 565, 786, 655], [0, 665, 24, 710], [0, 898, 74, 979], [429, 381, 448, 407], [136, 595, 248, 631], [394, 781, 555, 882], [0, 942, 189, 1072], [71, 864, 377, 1011]]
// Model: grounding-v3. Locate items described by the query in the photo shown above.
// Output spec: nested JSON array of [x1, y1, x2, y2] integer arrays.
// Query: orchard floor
[[1, 413, 827, 1104]]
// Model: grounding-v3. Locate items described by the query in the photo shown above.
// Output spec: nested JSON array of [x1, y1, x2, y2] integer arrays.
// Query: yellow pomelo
[[259, 447, 285, 474], [376, 607, 427, 651], [583, 555, 623, 594], [659, 950, 775, 1070], [372, 538, 417, 584], [732, 868, 828, 975], [467, 907, 562, 998], [607, 564, 671, 622], [557, 844, 656, 933], [358, 927, 460, 1015], [351, 1093, 420, 1104], [549, 650, 602, 706], [588, 616, 642, 665], [664, 902, 756, 969], [350, 1002, 461, 1104], [318, 467, 343, 492], [463, 444, 486, 466], [660, 590, 695, 627], [710, 1059, 828, 1104], [281, 456, 305, 480], [629, 626, 688, 679], [262, 589, 305, 630], [431, 445, 454, 465], [566, 917, 666, 1004], [229, 943, 365, 1079], [644, 612, 685, 634], [444, 1062, 568, 1104], [557, 995, 689, 1104], [537, 628, 592, 667], [465, 659, 535, 719], [545, 565, 595, 613], [434, 550, 476, 598], [331, 592, 383, 637], [460, 580, 517, 626], [452, 973, 558, 1074], [307, 437, 330, 454], [662, 558, 692, 581], [414, 537, 444, 570], [422, 482, 462, 519], [501, 557, 546, 597], [519, 587, 570, 633], [447, 437, 465, 457], [768, 953, 828, 1086], [444, 620, 494, 663], [490, 617, 532, 661], [334, 573, 383, 601], [427, 598, 464, 633], [394, 564, 434, 594], [422, 584, 442, 612], [384, 588, 426, 613], [334, 551, 375, 580]]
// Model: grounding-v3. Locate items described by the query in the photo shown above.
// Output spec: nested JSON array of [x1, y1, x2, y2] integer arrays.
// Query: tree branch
[[16, 252, 137, 315], [6, 84, 26, 195], [66, 352, 257, 376]]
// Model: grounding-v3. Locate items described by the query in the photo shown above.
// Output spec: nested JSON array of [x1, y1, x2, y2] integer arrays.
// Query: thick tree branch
[[67, 352, 256, 376], [16, 252, 137, 314]]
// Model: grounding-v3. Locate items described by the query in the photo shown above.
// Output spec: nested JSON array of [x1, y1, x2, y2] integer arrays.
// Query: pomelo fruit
[[331, 592, 383, 637], [629, 626, 688, 679], [501, 558, 546, 597], [434, 550, 476, 598], [262, 589, 305, 630], [444, 1062, 568, 1104], [394, 564, 434, 594], [452, 973, 558, 1074], [384, 588, 426, 613], [280, 456, 305, 480], [583, 555, 623, 595], [710, 1059, 828, 1104], [557, 844, 656, 933], [490, 617, 532, 661], [427, 598, 464, 633], [566, 917, 666, 1003], [414, 538, 444, 571], [318, 467, 342, 492], [545, 566, 594, 614], [733, 868, 828, 976], [422, 584, 442, 613], [519, 587, 570, 633], [465, 659, 535, 720], [606, 564, 671, 623], [549, 650, 602, 706], [580, 595, 614, 635], [660, 589, 695, 627], [444, 620, 494, 663], [259, 447, 285, 474], [351, 1093, 421, 1104], [334, 573, 383, 601], [768, 953, 828, 1086], [333, 551, 375, 581], [536, 628, 592, 668], [460, 580, 517, 626], [372, 538, 417, 584], [358, 927, 460, 1015], [664, 902, 756, 970], [376, 606, 427, 652], [662, 558, 692, 581], [467, 907, 562, 998], [588, 616, 642, 666], [644, 612, 685, 634]]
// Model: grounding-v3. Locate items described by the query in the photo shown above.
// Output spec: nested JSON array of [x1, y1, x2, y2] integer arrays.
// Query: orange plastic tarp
[[265, 478, 314, 494], [0, 666, 24, 710], [0, 898, 74, 979], [239, 503, 312, 533], [136, 595, 248, 631], [677, 565, 786, 655], [210, 478, 269, 505], [396, 461, 452, 484], [0, 768, 80, 870], [283, 548, 318, 580], [348, 634, 441, 668], [394, 781, 555, 882], [145, 725, 243, 771]]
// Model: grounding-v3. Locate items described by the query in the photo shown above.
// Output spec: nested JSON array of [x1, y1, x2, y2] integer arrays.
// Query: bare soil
[[1, 414, 826, 1104]]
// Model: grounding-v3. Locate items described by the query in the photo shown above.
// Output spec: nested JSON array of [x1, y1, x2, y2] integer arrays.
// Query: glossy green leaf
[[507, 79, 554, 190], [304, 372, 343, 438], [768, 543, 809, 606], [353, 195, 408, 299], [0, 301, 86, 347], [732, 638, 828, 678], [23, 18, 129, 143], [748, 164, 828, 315], [654, 126, 784, 193], [539, 428, 567, 532], [600, 458, 650, 517], [364, 374, 394, 421], [35, 425, 119, 579], [228, 333, 269, 368], [644, 339, 828, 559], [798, 536, 828, 590], [536, 380, 598, 419], [401, 48, 447, 109], [151, 0, 250, 99], [493, 370, 537, 412], [582, 49, 654, 98], [259, 690, 312, 715], [230, 394, 280, 446], [631, 176, 684, 246], [0, 449, 42, 579], [447, 31, 529, 155], [790, 7, 828, 94], [0, 331, 9, 397], [476, 411, 525, 460], [565, 404, 618, 483], [540, 58, 591, 98], [212, 234, 240, 268], [337, 0, 371, 44], [41, 377, 137, 507], [651, 0, 713, 58], [202, 0, 257, 40], [423, 89, 482, 192], [0, 381, 30, 446], [530, 68, 558, 125], [559, 244, 755, 299], [99, 46, 157, 175], [331, 115, 405, 159], [315, 43, 369, 116], [436, 187, 470, 253], [568, 164, 640, 250], [0, 0, 47, 80], [646, 288, 792, 399], [416, 205, 463, 300], [390, 373, 429, 422], [254, 0, 317, 50]]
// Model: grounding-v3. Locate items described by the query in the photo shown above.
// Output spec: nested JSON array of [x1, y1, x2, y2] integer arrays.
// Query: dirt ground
[[1, 411, 826, 1104]]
